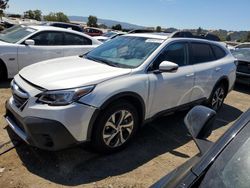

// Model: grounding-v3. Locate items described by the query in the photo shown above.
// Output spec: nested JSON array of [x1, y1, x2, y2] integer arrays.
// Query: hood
[[19, 56, 132, 90], [0, 40, 13, 46]]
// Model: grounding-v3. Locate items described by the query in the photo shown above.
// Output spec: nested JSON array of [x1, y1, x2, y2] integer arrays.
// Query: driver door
[[148, 42, 195, 117], [17, 31, 65, 70]]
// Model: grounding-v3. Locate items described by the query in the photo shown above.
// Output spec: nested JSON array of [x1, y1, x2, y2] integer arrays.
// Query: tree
[[24, 10, 42, 21], [197, 27, 203, 35], [245, 31, 250, 42], [112, 24, 122, 31], [24, 10, 35, 19], [44, 12, 69, 22], [156, 26, 162, 32], [226, 34, 231, 41], [0, 0, 8, 18], [99, 23, 108, 29], [34, 10, 42, 21], [87, 15, 98, 27]]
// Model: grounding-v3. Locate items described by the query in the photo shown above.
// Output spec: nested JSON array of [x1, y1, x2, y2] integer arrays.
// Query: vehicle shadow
[[234, 83, 250, 95], [213, 103, 243, 130], [8, 104, 242, 186], [0, 79, 11, 89]]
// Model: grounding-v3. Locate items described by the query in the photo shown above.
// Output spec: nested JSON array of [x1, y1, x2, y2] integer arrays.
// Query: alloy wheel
[[102, 110, 134, 148], [211, 87, 225, 111]]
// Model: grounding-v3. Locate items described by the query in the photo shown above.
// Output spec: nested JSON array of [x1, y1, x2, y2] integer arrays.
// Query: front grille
[[237, 61, 250, 74], [13, 94, 28, 108], [11, 81, 29, 109]]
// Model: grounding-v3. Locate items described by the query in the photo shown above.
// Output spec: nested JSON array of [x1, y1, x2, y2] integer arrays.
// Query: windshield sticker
[[145, 39, 164, 43]]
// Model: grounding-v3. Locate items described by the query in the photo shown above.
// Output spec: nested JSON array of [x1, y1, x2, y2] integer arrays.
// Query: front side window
[[0, 25, 36, 43], [30, 31, 64, 46], [153, 42, 188, 69], [191, 43, 215, 64], [64, 33, 92, 45], [86, 36, 162, 68]]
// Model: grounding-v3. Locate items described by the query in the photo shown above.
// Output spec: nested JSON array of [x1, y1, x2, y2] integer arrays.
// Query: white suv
[[5, 33, 236, 152], [0, 25, 101, 79]]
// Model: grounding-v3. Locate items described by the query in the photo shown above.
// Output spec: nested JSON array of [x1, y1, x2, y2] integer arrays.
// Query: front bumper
[[5, 97, 97, 151]]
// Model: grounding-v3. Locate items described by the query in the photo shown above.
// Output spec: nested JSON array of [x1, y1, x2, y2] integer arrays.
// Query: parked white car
[[0, 25, 101, 79], [5, 34, 236, 152], [93, 31, 125, 42]]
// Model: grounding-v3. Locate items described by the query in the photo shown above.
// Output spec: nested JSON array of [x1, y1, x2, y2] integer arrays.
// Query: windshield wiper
[[85, 56, 119, 67]]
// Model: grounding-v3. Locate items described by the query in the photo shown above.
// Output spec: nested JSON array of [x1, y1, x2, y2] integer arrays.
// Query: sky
[[6, 0, 250, 31]]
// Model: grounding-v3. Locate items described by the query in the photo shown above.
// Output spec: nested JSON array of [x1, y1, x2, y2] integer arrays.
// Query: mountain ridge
[[69, 16, 145, 30]]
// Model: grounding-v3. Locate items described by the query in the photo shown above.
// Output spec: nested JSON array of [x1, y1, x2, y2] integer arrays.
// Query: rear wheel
[[91, 100, 139, 153], [208, 84, 226, 111]]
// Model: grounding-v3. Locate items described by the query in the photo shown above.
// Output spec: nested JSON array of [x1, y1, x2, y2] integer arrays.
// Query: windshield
[[103, 32, 117, 38], [0, 25, 36, 43], [86, 36, 163, 68], [200, 122, 250, 188], [231, 49, 250, 62]]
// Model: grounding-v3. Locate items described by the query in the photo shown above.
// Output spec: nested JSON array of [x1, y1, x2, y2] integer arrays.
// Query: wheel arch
[[209, 76, 230, 99], [0, 58, 8, 80], [215, 76, 229, 95], [86, 92, 146, 140]]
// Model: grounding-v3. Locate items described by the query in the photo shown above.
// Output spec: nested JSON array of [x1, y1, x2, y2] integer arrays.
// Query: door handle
[[56, 51, 63, 54], [186, 73, 194, 77], [215, 67, 221, 71]]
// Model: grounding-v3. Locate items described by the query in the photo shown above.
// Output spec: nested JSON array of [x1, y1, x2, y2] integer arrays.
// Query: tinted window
[[191, 43, 215, 64], [153, 43, 187, 69], [30, 31, 63, 46], [212, 45, 226, 59], [64, 32, 92, 45]]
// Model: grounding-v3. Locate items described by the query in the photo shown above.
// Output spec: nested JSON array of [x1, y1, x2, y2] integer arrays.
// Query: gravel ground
[[0, 80, 249, 188]]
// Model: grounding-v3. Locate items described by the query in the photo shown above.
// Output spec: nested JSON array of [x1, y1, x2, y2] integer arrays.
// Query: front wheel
[[208, 84, 226, 111], [91, 101, 139, 153]]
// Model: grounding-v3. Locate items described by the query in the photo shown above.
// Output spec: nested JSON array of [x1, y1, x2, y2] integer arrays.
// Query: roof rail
[[169, 31, 221, 42]]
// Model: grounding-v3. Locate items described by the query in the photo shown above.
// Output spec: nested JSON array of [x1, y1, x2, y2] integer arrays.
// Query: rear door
[[63, 32, 94, 56], [17, 31, 65, 70], [189, 42, 222, 101]]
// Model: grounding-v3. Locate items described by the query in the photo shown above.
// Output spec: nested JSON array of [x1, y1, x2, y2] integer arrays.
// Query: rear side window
[[64, 32, 92, 45], [191, 43, 215, 64], [211, 45, 226, 59]]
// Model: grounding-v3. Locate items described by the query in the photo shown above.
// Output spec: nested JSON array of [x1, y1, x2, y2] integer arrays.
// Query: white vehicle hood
[[19, 56, 132, 90], [0, 40, 14, 46]]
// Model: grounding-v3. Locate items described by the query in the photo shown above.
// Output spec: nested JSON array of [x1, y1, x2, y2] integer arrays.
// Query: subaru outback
[[5, 33, 236, 152]]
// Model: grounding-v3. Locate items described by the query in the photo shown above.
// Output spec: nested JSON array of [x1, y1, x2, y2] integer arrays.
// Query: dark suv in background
[[43, 22, 84, 32]]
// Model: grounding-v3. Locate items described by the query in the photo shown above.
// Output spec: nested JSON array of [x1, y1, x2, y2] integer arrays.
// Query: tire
[[91, 100, 139, 153], [207, 83, 227, 111]]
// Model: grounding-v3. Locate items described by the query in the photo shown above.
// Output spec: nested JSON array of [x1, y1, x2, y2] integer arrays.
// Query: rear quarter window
[[211, 45, 226, 60], [191, 43, 215, 64]]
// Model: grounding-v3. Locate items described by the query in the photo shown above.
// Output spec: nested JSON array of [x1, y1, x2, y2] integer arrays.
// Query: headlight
[[37, 86, 94, 106]]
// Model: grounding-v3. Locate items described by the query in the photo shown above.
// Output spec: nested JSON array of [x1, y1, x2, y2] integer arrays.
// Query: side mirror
[[184, 105, 216, 154], [159, 61, 179, 73], [24, 39, 35, 46]]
